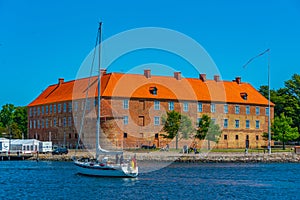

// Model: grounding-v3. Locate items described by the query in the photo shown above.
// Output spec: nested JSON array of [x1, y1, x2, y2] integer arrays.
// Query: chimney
[[144, 69, 151, 78], [214, 75, 220, 82], [235, 77, 241, 84], [174, 72, 181, 80], [58, 78, 64, 86], [199, 74, 206, 82]]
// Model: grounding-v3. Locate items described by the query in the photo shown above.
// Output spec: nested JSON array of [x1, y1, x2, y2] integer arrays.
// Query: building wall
[[28, 97, 274, 149]]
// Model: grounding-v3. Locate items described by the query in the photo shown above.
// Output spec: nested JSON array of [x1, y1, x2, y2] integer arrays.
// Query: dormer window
[[240, 92, 248, 100], [150, 86, 158, 95]]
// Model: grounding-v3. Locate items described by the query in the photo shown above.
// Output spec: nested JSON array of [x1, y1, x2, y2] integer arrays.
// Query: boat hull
[[74, 161, 138, 178]]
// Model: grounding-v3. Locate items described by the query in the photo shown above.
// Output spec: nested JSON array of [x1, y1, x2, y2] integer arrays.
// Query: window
[[168, 101, 174, 111], [37, 120, 40, 129], [50, 105, 52, 114], [255, 120, 260, 129], [69, 102, 72, 112], [223, 119, 228, 128], [45, 106, 48, 114], [224, 104, 228, 114], [183, 102, 189, 112], [235, 135, 239, 140], [37, 107, 40, 116], [265, 107, 269, 115], [30, 120, 32, 129], [74, 102, 78, 112], [235, 120, 240, 128], [211, 103, 216, 113], [155, 133, 159, 139], [224, 135, 228, 140], [74, 116, 77, 126], [154, 116, 160, 125], [246, 120, 250, 129], [54, 104, 56, 113], [33, 107, 36, 116], [256, 106, 260, 115], [46, 119, 48, 128], [68, 117, 72, 127], [69, 133, 72, 139], [235, 105, 240, 114], [63, 117, 66, 127], [197, 102, 202, 112], [154, 100, 160, 110], [123, 116, 128, 125], [58, 104, 61, 113], [246, 105, 250, 115], [86, 100, 91, 110], [256, 135, 259, 141], [53, 118, 57, 127], [41, 119, 44, 128], [123, 133, 127, 138], [63, 103, 67, 112], [29, 108, 32, 117], [123, 99, 129, 109], [33, 120, 36, 129], [42, 106, 44, 115]]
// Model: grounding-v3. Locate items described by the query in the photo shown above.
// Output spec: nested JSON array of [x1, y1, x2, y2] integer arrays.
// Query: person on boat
[[120, 155, 124, 164]]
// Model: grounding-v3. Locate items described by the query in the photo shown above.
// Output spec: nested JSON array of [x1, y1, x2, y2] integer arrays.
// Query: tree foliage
[[259, 73, 300, 141], [271, 113, 299, 142], [161, 111, 194, 139], [195, 114, 222, 149], [0, 104, 27, 139]]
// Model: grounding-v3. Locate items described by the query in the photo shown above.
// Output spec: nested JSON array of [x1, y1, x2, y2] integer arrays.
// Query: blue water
[[0, 161, 299, 199]]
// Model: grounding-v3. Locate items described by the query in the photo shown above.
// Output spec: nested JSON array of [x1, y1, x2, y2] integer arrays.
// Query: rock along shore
[[28, 150, 300, 163]]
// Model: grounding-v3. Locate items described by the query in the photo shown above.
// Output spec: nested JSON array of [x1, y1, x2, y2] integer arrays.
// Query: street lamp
[[243, 49, 271, 154]]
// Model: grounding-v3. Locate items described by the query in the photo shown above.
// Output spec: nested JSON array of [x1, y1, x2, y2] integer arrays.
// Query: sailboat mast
[[96, 22, 102, 159]]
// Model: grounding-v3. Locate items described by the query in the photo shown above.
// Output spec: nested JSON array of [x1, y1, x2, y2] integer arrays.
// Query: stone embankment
[[28, 150, 300, 163]]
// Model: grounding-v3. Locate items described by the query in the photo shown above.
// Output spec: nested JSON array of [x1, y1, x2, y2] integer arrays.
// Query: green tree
[[195, 114, 222, 150], [0, 104, 27, 139], [161, 111, 194, 149], [271, 113, 299, 149]]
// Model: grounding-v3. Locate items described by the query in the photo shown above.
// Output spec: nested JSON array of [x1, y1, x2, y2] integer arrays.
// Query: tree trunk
[[176, 133, 178, 150]]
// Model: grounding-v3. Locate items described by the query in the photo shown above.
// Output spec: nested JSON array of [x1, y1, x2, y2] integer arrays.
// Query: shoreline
[[23, 150, 300, 163]]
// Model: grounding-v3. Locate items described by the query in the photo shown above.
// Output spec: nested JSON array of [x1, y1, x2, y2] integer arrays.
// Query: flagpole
[[243, 49, 271, 154]]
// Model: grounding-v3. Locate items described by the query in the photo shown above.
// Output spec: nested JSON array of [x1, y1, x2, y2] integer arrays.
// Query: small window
[[240, 92, 248, 100], [235, 105, 240, 114], [58, 104, 61, 113], [68, 117, 72, 127], [265, 107, 269, 115], [41, 106, 44, 115], [63, 117, 66, 127], [246, 106, 250, 115], [197, 102, 202, 112], [223, 119, 228, 128], [246, 120, 250, 129], [68, 102, 72, 112], [235, 135, 239, 140], [37, 107, 40, 115], [50, 105, 52, 114], [123, 116, 128, 125], [46, 119, 48, 128], [168, 102, 174, 111], [154, 100, 160, 110], [154, 116, 160, 126], [54, 104, 57, 113], [69, 133, 72, 139], [149, 86, 158, 95], [224, 134, 228, 140], [256, 106, 260, 115], [183, 102, 189, 112], [45, 106, 48, 114], [224, 104, 228, 114], [155, 133, 159, 139], [235, 120, 240, 128], [246, 135, 249, 140], [63, 103, 67, 112], [75, 133, 78, 139], [123, 99, 129, 109], [211, 103, 216, 113], [123, 132, 128, 138], [255, 120, 260, 129], [256, 135, 259, 141]]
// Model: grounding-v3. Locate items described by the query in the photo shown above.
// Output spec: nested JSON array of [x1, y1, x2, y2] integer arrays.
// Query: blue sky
[[0, 0, 299, 106]]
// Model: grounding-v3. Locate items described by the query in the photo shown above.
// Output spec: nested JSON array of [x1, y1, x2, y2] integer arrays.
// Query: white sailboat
[[73, 22, 138, 178]]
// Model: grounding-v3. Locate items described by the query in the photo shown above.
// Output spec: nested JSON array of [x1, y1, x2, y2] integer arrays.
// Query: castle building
[[27, 70, 274, 149]]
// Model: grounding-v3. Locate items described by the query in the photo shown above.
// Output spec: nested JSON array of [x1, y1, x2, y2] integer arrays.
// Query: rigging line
[[75, 27, 101, 153]]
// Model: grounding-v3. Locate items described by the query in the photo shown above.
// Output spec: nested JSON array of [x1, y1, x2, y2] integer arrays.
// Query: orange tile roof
[[28, 72, 274, 107]]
